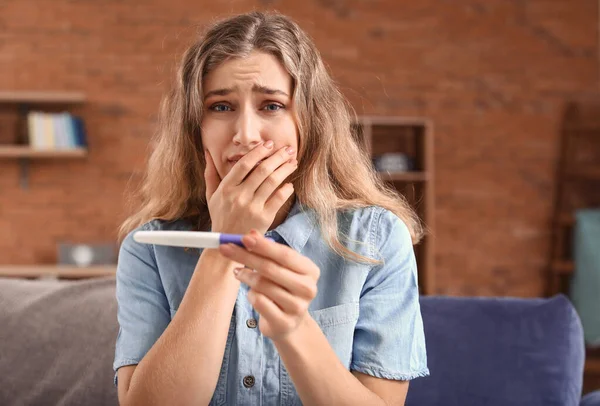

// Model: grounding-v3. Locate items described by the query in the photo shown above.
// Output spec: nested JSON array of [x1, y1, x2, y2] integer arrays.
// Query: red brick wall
[[0, 0, 597, 296]]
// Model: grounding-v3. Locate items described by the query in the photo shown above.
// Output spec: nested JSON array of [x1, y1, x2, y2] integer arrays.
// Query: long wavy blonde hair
[[119, 11, 424, 264]]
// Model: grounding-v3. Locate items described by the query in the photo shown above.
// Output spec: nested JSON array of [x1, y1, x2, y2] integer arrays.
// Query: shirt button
[[246, 318, 257, 328], [243, 375, 255, 388]]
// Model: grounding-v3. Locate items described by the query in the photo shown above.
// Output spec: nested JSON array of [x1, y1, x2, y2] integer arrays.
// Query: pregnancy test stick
[[133, 231, 247, 248]]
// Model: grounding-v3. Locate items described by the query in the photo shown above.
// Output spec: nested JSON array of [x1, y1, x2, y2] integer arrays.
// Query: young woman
[[114, 11, 429, 406]]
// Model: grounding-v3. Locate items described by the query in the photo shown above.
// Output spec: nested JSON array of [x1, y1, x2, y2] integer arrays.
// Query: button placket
[[237, 287, 262, 400]]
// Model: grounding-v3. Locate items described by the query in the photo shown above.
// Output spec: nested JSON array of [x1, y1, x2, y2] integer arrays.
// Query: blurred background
[[1, 0, 599, 397]]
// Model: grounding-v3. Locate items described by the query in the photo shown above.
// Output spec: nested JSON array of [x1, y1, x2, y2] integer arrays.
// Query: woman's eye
[[210, 104, 231, 112], [263, 103, 284, 112]]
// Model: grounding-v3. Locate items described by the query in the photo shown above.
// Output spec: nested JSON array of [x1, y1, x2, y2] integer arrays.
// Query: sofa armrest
[[581, 390, 600, 406]]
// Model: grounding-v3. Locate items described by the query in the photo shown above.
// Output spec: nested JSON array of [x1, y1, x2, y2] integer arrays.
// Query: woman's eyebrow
[[252, 84, 289, 97], [204, 84, 289, 100], [203, 88, 232, 99]]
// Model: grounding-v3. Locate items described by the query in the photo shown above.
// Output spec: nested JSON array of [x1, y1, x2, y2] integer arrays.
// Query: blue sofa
[[408, 294, 596, 406], [0, 278, 598, 405]]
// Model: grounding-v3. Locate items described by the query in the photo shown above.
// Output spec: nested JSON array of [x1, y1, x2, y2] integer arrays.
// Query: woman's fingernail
[[286, 146, 295, 155], [264, 140, 274, 148], [243, 236, 257, 249], [233, 267, 242, 276]]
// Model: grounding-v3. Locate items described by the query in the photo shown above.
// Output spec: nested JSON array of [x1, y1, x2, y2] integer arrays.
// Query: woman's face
[[201, 50, 298, 180]]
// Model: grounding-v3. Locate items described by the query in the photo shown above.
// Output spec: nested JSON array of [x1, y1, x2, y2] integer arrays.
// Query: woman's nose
[[232, 110, 262, 146]]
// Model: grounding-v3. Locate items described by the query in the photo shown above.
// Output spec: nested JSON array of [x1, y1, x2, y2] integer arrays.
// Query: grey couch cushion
[[0, 277, 119, 406]]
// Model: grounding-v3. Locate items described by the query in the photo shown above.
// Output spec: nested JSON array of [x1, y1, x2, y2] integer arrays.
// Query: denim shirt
[[113, 200, 429, 405]]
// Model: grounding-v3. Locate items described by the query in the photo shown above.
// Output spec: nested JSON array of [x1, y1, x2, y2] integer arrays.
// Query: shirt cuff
[[350, 361, 430, 381]]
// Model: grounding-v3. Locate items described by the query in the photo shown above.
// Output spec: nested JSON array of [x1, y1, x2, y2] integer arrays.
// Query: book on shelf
[[26, 111, 87, 150]]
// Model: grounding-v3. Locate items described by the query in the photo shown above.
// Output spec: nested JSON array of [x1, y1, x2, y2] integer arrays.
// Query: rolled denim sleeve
[[113, 224, 171, 386], [350, 208, 430, 380]]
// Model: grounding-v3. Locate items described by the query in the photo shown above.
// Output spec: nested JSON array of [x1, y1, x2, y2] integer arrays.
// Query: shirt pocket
[[170, 309, 236, 406], [280, 302, 359, 406]]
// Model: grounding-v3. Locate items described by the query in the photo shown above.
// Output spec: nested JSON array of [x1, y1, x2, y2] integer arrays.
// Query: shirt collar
[[269, 198, 316, 253]]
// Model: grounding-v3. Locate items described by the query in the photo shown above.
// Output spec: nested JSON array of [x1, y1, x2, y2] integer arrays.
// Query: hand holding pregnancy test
[[134, 228, 320, 341], [218, 229, 321, 342]]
